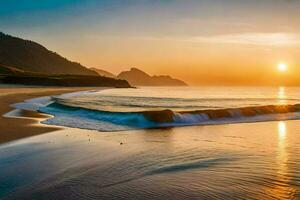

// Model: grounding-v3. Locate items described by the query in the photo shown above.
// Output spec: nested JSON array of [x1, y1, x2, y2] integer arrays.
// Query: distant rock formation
[[117, 67, 187, 86], [0, 32, 96, 76], [89, 67, 116, 78]]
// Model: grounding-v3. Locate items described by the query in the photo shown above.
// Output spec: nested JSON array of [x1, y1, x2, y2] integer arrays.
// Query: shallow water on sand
[[1, 120, 300, 199]]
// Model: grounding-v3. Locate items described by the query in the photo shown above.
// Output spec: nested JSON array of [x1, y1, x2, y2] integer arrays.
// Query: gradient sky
[[1, 0, 300, 85]]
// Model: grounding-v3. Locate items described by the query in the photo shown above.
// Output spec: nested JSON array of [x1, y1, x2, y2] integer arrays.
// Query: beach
[[0, 86, 98, 144], [3, 1, 300, 199], [0, 86, 300, 199]]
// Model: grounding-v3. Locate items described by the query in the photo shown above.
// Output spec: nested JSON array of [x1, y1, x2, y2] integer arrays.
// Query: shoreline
[[1, 86, 300, 199], [0, 86, 102, 145], [3, 85, 300, 143], [1, 114, 300, 199]]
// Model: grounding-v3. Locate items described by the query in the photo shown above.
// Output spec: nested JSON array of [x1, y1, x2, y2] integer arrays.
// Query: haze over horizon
[[1, 0, 300, 85]]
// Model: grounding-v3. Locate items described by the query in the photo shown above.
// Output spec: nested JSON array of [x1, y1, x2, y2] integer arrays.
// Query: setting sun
[[278, 63, 287, 72]]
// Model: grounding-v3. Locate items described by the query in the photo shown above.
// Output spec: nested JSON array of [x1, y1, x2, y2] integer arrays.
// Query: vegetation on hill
[[0, 32, 131, 87], [0, 32, 187, 87], [89, 67, 116, 78], [0, 74, 130, 87], [0, 32, 96, 75]]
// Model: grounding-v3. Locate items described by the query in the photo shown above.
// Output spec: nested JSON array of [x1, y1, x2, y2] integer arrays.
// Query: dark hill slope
[[0, 32, 96, 75], [89, 67, 116, 78]]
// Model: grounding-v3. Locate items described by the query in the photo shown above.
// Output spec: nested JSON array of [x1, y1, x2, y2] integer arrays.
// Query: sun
[[278, 63, 287, 72]]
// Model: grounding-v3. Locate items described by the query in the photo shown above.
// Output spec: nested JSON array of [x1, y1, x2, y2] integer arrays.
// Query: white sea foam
[[3, 90, 98, 118]]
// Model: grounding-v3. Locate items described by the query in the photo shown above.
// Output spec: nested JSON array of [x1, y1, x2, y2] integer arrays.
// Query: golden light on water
[[277, 121, 287, 171], [266, 121, 295, 198], [278, 87, 285, 98], [278, 121, 286, 139], [277, 87, 286, 104]]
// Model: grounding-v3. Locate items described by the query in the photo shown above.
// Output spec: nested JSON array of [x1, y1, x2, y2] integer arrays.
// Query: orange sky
[[2, 0, 300, 85]]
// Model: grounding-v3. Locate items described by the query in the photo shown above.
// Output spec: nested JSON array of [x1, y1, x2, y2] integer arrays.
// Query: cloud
[[131, 32, 300, 46], [191, 33, 300, 46]]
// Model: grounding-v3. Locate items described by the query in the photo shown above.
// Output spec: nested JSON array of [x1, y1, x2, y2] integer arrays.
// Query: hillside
[[0, 74, 130, 87], [117, 68, 187, 86], [0, 64, 24, 75], [0, 32, 186, 87], [89, 67, 116, 78], [0, 32, 131, 87], [0, 63, 131, 87], [0, 32, 96, 75]]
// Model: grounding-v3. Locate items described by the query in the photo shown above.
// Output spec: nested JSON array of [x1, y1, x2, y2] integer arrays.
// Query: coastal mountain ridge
[[0, 32, 130, 87], [0, 32, 187, 87], [89, 67, 116, 78], [89, 67, 187, 87], [117, 67, 187, 86], [0, 32, 96, 76]]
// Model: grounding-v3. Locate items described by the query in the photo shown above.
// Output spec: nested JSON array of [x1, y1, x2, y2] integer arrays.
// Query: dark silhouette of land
[[89, 67, 116, 78], [0, 32, 130, 87], [91, 67, 187, 86], [0, 32, 187, 87], [0, 32, 96, 75], [117, 67, 187, 86]]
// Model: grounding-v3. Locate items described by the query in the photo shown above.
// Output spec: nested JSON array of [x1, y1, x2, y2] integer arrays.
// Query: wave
[[38, 100, 300, 131], [56, 94, 300, 112]]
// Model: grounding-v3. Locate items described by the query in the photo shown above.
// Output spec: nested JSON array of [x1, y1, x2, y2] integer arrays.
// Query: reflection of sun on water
[[267, 121, 295, 198], [278, 87, 286, 104], [277, 122, 287, 170], [277, 122, 288, 181], [278, 121, 286, 139]]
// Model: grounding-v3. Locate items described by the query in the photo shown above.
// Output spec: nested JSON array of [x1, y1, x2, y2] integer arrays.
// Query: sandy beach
[[0, 86, 98, 144], [1, 86, 300, 199]]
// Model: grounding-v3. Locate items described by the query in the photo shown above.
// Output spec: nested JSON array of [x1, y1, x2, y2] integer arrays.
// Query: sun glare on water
[[278, 63, 287, 72]]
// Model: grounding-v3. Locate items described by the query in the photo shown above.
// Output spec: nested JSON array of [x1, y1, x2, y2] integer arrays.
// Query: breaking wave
[[38, 99, 300, 131]]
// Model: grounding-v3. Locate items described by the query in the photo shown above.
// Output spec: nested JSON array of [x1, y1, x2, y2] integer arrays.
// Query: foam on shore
[[3, 90, 97, 118]]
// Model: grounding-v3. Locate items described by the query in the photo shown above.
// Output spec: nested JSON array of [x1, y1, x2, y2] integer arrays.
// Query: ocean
[[2, 86, 300, 199], [34, 86, 300, 131]]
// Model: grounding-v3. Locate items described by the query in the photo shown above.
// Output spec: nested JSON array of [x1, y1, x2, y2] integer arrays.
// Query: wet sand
[[0, 120, 300, 199], [0, 86, 97, 144]]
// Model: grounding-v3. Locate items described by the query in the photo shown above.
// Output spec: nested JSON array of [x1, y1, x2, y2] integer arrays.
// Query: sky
[[1, 0, 300, 85]]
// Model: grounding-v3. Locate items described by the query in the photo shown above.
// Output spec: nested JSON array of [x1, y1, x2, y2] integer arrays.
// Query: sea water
[[2, 86, 300, 199], [37, 87, 300, 131]]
